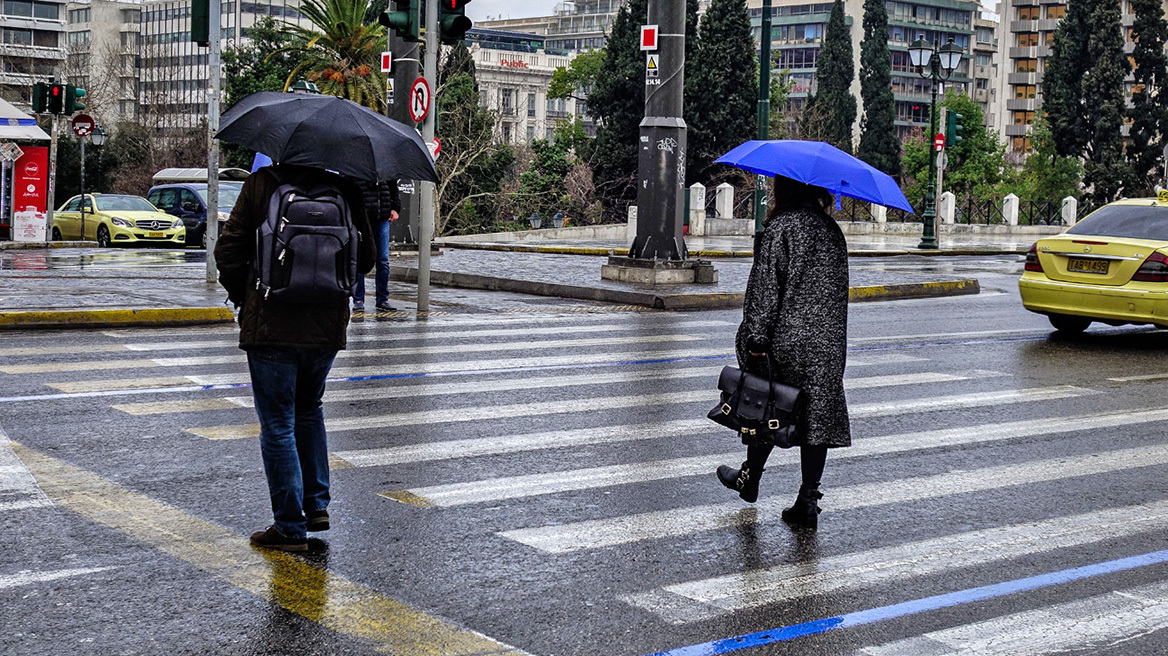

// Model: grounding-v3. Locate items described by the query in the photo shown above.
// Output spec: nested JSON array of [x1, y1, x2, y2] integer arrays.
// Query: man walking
[[216, 163, 374, 552], [352, 179, 401, 312]]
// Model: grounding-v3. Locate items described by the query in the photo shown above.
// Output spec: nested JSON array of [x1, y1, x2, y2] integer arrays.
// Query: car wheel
[[96, 225, 111, 248], [51, 227, 61, 241], [1049, 314, 1091, 334]]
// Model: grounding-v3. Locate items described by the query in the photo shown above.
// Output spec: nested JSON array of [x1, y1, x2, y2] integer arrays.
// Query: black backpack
[[253, 169, 359, 304]]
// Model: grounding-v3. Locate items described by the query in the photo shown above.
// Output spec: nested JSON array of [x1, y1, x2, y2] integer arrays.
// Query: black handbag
[[707, 363, 805, 448]]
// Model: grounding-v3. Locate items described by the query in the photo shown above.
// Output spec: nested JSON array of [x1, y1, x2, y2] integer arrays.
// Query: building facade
[[747, 0, 981, 141], [972, 13, 1003, 132], [467, 28, 585, 145], [64, 0, 141, 126], [0, 0, 67, 109]]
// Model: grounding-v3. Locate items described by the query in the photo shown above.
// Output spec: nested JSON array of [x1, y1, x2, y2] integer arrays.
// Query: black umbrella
[[216, 91, 438, 183]]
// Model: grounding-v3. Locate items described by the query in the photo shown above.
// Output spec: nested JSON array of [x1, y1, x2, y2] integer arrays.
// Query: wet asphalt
[[4, 255, 1168, 655]]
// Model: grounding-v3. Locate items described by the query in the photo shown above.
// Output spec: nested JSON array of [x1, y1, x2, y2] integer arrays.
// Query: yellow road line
[[112, 398, 245, 415], [1, 359, 160, 374], [188, 423, 262, 440], [0, 307, 234, 329], [12, 442, 528, 656], [379, 490, 436, 508]]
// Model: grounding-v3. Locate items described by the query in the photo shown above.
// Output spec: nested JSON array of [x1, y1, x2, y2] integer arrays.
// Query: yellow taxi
[[51, 193, 185, 247], [1019, 193, 1168, 333]]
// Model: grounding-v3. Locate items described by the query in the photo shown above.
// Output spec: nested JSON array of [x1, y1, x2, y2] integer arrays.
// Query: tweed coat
[[735, 205, 852, 448]]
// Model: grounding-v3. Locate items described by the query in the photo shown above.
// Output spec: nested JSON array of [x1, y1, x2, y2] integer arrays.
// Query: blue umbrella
[[715, 140, 914, 213]]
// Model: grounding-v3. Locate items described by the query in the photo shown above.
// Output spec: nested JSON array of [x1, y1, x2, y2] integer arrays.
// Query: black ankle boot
[[716, 461, 764, 503], [781, 484, 823, 529]]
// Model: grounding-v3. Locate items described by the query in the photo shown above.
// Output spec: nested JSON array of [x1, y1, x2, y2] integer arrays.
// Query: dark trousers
[[246, 346, 337, 539]]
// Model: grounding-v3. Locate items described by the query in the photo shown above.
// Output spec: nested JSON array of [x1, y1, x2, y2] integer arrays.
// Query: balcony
[[545, 110, 569, 119], [1008, 72, 1038, 84], [973, 88, 989, 102], [1005, 124, 1031, 137], [1006, 98, 1037, 111], [1009, 46, 1037, 59]]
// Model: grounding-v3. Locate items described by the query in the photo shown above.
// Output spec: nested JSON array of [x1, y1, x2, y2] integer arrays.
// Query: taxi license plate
[[1068, 257, 1109, 274], [148, 231, 165, 238]]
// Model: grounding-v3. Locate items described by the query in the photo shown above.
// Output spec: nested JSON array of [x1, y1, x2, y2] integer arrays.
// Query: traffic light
[[438, 0, 472, 44], [379, 0, 420, 42], [46, 83, 66, 114], [191, 0, 209, 46], [946, 110, 963, 147], [31, 82, 47, 113], [65, 85, 85, 113]]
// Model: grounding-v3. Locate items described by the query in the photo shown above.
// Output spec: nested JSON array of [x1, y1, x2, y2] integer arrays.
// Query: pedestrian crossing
[[0, 426, 51, 512], [5, 313, 1168, 655]]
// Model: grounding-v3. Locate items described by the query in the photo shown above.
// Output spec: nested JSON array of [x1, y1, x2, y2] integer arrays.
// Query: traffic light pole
[[44, 116, 57, 244], [205, 0, 221, 283], [417, 0, 437, 315], [390, 29, 420, 246], [754, 0, 772, 232]]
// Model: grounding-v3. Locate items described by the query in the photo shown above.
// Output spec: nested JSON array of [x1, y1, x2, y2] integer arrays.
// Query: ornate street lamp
[[909, 36, 963, 249]]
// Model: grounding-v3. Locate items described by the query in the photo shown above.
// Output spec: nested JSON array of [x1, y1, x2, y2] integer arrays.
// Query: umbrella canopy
[[715, 140, 913, 213], [216, 92, 437, 183]]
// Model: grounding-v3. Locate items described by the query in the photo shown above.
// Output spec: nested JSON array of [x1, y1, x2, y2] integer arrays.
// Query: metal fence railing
[[954, 198, 1004, 225], [1018, 200, 1064, 226]]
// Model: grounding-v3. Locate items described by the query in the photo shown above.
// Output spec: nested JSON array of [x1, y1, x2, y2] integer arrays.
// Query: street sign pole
[[629, 0, 687, 260], [417, 0, 437, 315], [79, 136, 85, 239], [206, 0, 221, 282], [390, 16, 421, 246], [754, 0, 772, 232], [45, 115, 58, 244]]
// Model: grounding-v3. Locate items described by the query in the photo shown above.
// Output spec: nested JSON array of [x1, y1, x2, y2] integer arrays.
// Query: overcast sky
[[467, 1, 1001, 23]]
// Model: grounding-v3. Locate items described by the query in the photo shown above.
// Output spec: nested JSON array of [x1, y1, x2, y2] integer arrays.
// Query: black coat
[[214, 165, 375, 351], [356, 179, 402, 223], [735, 206, 851, 448]]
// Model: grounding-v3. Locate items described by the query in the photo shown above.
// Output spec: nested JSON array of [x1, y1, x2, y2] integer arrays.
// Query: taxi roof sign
[[1158, 189, 1168, 202]]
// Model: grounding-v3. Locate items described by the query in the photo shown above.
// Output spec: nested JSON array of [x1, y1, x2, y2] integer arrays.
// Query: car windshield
[[195, 184, 242, 209], [1066, 205, 1168, 241], [95, 195, 157, 212]]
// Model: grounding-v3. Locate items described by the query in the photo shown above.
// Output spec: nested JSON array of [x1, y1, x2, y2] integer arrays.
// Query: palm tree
[[272, 0, 387, 110]]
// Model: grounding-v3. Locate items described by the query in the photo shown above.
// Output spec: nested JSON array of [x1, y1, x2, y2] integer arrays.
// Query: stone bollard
[[1003, 194, 1019, 226], [870, 203, 887, 223], [715, 182, 734, 219], [689, 183, 706, 236], [1061, 196, 1078, 226], [627, 205, 638, 245], [939, 192, 956, 225]]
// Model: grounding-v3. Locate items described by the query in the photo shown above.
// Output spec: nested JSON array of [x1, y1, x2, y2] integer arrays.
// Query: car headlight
[[110, 216, 133, 228], [172, 219, 184, 229]]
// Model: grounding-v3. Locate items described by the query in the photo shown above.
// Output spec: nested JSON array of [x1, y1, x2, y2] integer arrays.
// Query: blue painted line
[[645, 548, 1168, 656]]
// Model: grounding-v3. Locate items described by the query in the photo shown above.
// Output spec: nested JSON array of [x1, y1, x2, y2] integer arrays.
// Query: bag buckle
[[740, 427, 756, 436], [768, 419, 781, 430], [721, 403, 732, 415]]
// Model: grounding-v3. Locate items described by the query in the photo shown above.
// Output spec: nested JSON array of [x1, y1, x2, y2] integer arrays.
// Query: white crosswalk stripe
[[0, 427, 51, 512], [858, 578, 1168, 655]]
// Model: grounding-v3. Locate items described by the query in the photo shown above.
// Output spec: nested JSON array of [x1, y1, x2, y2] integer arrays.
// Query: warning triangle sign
[[647, 55, 658, 70]]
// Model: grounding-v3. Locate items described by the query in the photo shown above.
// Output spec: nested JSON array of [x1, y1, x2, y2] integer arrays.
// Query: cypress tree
[[686, 0, 758, 183], [1042, 0, 1095, 158], [856, 0, 899, 174], [1127, 0, 1168, 195], [1081, 0, 1132, 203], [813, 0, 856, 152], [587, 0, 648, 217]]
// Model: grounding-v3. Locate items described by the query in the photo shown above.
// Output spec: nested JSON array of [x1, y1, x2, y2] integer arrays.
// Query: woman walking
[[716, 175, 851, 530]]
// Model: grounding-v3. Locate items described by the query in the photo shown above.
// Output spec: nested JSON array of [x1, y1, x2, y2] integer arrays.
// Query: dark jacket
[[356, 179, 401, 223], [215, 164, 375, 351], [735, 206, 851, 448]]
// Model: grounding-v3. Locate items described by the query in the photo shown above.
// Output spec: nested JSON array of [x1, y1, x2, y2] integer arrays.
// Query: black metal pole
[[918, 50, 939, 250], [629, 0, 687, 260], [389, 10, 420, 246]]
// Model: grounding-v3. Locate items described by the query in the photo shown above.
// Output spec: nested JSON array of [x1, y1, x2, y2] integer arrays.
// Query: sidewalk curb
[[0, 307, 235, 329], [389, 266, 980, 309], [0, 241, 98, 250], [434, 242, 1023, 258]]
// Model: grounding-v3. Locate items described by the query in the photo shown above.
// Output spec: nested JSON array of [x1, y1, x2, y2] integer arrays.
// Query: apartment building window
[[527, 92, 536, 117], [1016, 33, 1038, 47], [32, 28, 54, 46], [500, 88, 514, 115], [1017, 6, 1040, 20], [527, 125, 535, 142], [1015, 58, 1037, 73], [1012, 136, 1032, 153], [32, 1, 55, 18], [1044, 31, 1055, 46], [976, 26, 994, 44], [68, 7, 89, 22], [975, 78, 987, 89], [2, 28, 31, 45], [502, 124, 511, 143], [1046, 5, 1066, 19], [1014, 84, 1036, 99], [479, 88, 488, 108], [975, 54, 991, 66], [121, 32, 140, 47], [777, 48, 818, 68], [1013, 111, 1035, 125]]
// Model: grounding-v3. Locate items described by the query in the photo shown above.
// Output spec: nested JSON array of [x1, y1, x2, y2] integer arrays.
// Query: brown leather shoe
[[306, 509, 330, 532], [249, 525, 307, 552]]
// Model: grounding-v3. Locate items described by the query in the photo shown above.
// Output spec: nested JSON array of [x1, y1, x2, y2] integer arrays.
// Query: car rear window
[[1067, 205, 1168, 240]]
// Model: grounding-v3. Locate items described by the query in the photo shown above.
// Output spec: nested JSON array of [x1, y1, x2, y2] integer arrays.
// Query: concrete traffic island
[[600, 256, 718, 285]]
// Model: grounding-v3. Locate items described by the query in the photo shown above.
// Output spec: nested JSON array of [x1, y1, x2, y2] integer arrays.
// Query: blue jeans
[[246, 346, 338, 539], [354, 218, 390, 306]]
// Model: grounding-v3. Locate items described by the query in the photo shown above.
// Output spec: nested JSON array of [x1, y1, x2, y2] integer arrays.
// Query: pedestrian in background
[[353, 179, 401, 312], [216, 163, 374, 551], [716, 175, 851, 530]]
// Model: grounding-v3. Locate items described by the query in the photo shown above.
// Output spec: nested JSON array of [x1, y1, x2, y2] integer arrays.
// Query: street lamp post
[[908, 36, 963, 250]]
